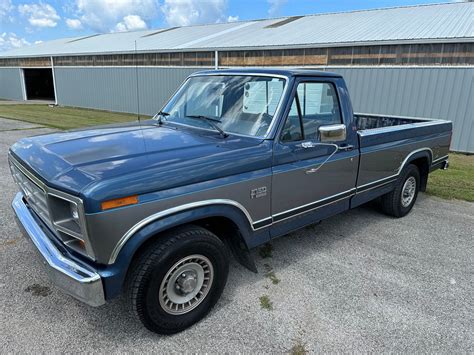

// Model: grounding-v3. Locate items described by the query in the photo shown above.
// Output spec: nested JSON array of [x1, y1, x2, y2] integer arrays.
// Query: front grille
[[9, 159, 52, 228], [9, 155, 95, 259]]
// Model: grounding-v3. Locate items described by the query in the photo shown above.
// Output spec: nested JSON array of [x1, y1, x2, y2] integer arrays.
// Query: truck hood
[[10, 120, 272, 210]]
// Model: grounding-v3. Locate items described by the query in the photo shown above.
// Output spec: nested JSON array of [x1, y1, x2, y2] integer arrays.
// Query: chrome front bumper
[[12, 192, 105, 307]]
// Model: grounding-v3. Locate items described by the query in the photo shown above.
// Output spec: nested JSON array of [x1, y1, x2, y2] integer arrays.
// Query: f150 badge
[[251, 186, 267, 199]]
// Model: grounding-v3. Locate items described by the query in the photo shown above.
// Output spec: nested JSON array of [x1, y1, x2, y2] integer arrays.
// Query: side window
[[281, 82, 342, 142]]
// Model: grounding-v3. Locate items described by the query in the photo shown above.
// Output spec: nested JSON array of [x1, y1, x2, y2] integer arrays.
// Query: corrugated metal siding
[[54, 67, 206, 115], [0, 68, 23, 100], [1, 2, 473, 58], [54, 66, 472, 152], [327, 67, 474, 153]]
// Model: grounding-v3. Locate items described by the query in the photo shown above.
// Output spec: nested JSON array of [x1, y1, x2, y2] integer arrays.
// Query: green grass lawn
[[0, 103, 472, 202], [426, 153, 474, 202], [0, 104, 140, 130]]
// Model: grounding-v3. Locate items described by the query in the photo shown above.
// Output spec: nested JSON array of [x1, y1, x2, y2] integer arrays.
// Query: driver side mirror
[[319, 124, 346, 142]]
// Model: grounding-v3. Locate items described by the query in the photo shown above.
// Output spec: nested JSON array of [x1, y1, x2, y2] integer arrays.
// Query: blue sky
[[0, 0, 455, 51]]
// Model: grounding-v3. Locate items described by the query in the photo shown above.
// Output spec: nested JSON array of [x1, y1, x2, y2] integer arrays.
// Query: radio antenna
[[134, 40, 141, 122]]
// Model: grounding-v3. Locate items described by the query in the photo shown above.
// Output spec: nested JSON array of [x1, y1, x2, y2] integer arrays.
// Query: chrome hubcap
[[159, 255, 214, 315], [401, 176, 417, 207]]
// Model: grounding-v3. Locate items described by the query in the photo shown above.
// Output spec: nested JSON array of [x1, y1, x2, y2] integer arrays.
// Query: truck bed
[[355, 113, 430, 130], [354, 113, 451, 149], [353, 112, 452, 192]]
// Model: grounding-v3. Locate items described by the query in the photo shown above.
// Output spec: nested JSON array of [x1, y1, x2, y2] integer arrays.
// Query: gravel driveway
[[0, 117, 472, 353]]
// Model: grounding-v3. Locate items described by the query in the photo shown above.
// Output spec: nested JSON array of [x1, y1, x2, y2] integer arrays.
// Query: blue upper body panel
[[10, 120, 272, 212]]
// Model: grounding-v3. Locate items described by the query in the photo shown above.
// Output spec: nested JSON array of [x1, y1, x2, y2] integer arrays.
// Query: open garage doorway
[[23, 68, 56, 101]]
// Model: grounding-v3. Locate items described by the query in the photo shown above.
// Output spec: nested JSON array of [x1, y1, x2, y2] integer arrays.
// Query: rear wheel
[[126, 225, 229, 334], [381, 164, 420, 218]]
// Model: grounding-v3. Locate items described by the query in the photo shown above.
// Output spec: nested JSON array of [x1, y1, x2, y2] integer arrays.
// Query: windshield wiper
[[154, 111, 170, 125], [186, 115, 228, 138]]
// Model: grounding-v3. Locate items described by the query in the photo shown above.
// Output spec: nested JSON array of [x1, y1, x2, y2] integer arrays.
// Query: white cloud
[[227, 15, 239, 22], [34, 40, 43, 44], [115, 14, 147, 31], [66, 18, 83, 30], [18, 2, 60, 28], [0, 0, 13, 21], [74, 0, 157, 32], [267, 0, 287, 16], [0, 32, 30, 51], [161, 0, 228, 26]]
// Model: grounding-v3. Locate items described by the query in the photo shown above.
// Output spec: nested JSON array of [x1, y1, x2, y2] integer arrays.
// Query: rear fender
[[404, 150, 432, 191]]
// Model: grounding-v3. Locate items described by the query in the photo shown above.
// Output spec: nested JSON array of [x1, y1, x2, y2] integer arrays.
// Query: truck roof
[[191, 68, 342, 78]]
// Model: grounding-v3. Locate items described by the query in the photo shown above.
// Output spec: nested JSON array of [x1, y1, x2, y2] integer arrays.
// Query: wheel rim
[[159, 254, 214, 315], [401, 176, 417, 207]]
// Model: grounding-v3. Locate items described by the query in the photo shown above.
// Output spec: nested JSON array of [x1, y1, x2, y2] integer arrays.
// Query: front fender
[[99, 204, 269, 300]]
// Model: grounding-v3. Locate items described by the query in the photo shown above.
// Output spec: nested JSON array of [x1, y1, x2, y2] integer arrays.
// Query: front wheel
[[126, 225, 229, 334], [381, 164, 420, 218]]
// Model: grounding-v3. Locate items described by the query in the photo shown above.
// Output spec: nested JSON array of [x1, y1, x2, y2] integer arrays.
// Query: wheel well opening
[[410, 156, 430, 192], [193, 217, 257, 272], [194, 217, 246, 248], [128, 216, 254, 280]]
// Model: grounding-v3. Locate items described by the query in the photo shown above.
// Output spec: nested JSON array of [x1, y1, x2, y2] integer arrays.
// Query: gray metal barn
[[0, 2, 473, 152]]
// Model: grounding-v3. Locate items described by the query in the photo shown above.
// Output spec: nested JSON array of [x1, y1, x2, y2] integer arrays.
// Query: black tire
[[381, 164, 420, 218], [126, 225, 229, 334]]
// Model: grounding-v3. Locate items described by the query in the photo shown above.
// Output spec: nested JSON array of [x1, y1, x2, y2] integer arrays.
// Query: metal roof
[[1, 2, 473, 58]]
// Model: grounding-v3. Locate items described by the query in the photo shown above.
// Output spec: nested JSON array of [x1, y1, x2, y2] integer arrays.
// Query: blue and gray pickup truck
[[9, 69, 451, 333]]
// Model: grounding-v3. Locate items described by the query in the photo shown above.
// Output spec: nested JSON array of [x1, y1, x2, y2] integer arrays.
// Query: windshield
[[157, 75, 286, 137]]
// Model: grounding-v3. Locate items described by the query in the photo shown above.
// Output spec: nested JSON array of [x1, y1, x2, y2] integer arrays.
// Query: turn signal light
[[101, 195, 138, 211]]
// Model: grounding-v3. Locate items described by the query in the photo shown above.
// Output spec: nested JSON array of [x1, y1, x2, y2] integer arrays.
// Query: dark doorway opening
[[23, 68, 55, 101]]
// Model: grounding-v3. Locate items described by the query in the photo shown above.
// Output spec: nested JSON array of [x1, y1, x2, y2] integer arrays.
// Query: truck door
[[270, 77, 359, 237]]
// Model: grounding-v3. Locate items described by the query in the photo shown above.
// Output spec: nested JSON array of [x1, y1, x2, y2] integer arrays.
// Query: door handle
[[305, 168, 319, 174], [338, 144, 354, 151], [299, 141, 318, 149]]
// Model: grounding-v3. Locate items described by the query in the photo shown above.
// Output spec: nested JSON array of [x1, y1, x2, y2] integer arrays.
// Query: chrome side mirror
[[319, 124, 346, 142]]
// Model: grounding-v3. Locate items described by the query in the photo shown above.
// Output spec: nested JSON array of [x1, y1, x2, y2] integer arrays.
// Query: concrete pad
[[0, 117, 43, 131]]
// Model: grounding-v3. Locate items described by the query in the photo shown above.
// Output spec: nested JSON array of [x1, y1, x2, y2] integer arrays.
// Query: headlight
[[48, 191, 95, 259], [70, 203, 80, 222]]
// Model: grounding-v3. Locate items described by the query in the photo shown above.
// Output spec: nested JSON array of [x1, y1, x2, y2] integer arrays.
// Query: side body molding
[[109, 199, 269, 264]]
